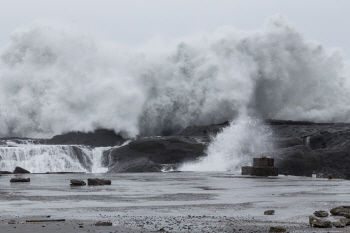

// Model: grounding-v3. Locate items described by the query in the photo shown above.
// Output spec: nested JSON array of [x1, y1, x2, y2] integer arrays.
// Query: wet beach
[[1, 172, 350, 232]]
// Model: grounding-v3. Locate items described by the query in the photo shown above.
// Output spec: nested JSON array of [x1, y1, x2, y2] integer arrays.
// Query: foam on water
[[180, 116, 273, 171], [0, 15, 349, 138], [0, 142, 110, 173]]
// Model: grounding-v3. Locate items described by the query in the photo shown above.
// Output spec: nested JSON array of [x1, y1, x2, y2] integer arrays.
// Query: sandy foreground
[[1, 172, 350, 232]]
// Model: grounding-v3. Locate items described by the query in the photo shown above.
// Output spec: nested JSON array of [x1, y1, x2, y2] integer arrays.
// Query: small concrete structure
[[242, 157, 278, 176]]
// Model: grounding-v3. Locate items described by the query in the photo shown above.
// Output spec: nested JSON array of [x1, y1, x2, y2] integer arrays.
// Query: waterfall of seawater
[[0, 142, 110, 173]]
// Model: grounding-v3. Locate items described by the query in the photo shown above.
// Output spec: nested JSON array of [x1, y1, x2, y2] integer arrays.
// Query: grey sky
[[1, 0, 349, 58]]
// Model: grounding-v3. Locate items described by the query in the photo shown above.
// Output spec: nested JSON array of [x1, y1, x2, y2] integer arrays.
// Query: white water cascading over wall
[[0, 142, 110, 173]]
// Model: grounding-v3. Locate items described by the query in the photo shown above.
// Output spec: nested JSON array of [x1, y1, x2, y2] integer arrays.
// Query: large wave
[[0, 15, 349, 138], [179, 116, 273, 171]]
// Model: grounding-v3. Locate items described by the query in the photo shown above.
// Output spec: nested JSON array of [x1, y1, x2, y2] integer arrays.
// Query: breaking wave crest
[[179, 116, 273, 171], [0, 15, 349, 138]]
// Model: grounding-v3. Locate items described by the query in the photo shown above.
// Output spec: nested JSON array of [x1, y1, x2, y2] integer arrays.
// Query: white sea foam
[[179, 116, 273, 171], [0, 15, 349, 138], [0, 143, 110, 173]]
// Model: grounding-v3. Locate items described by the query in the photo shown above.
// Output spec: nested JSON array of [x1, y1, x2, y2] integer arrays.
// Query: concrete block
[[253, 158, 274, 167]]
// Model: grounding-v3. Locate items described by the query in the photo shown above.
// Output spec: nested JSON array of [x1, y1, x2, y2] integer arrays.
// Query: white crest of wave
[[179, 116, 273, 171], [0, 15, 349, 138]]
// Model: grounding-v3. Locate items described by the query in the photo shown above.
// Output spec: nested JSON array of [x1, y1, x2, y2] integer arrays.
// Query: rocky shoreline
[[2, 119, 350, 179]]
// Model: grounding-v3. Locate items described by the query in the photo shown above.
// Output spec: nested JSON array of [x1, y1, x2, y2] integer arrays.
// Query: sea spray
[[0, 15, 349, 138], [179, 116, 274, 171]]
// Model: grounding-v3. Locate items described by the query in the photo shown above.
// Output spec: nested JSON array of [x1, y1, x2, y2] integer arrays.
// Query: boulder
[[13, 166, 30, 174], [10, 178, 30, 182], [95, 221, 112, 226], [340, 218, 350, 225], [309, 215, 332, 228], [333, 220, 346, 228], [70, 179, 86, 186], [313, 211, 328, 217], [269, 226, 286, 232], [264, 210, 275, 215], [87, 178, 111, 186], [330, 206, 350, 216]]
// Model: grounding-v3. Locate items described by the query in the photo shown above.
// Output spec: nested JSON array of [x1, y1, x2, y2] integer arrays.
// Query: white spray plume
[[0, 15, 349, 138], [179, 116, 273, 172]]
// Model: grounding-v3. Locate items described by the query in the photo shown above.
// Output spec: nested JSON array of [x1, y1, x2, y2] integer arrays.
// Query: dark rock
[[13, 166, 30, 174], [265, 120, 350, 179], [95, 221, 112, 226], [272, 145, 350, 179], [333, 220, 346, 228], [344, 213, 350, 219], [313, 211, 328, 217], [264, 119, 315, 125], [264, 210, 275, 215], [330, 206, 350, 216], [10, 178, 30, 182], [328, 174, 333, 179], [179, 121, 229, 137], [70, 179, 86, 186], [309, 215, 332, 228], [87, 178, 111, 185], [47, 129, 126, 147], [107, 157, 162, 173], [269, 226, 286, 232], [273, 137, 304, 149], [104, 136, 205, 173], [340, 218, 350, 225], [0, 171, 13, 174], [8, 220, 17, 224]]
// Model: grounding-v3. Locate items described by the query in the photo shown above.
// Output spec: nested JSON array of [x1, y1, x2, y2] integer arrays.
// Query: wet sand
[[1, 172, 350, 232]]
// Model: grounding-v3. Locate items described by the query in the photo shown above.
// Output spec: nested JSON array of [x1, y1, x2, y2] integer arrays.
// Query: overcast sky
[[1, 0, 349, 58]]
